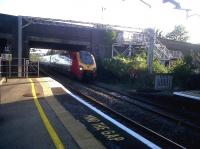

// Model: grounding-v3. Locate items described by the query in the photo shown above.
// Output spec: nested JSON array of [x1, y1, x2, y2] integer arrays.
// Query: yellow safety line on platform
[[29, 79, 65, 149]]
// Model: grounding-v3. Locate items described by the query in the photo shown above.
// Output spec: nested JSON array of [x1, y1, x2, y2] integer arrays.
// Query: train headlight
[[79, 66, 83, 71]]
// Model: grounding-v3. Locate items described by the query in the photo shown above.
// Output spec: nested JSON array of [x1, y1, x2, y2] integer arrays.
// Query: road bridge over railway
[[1, 13, 158, 76], [0, 13, 113, 77]]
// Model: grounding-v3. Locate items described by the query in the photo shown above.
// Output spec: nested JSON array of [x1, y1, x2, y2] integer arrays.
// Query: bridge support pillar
[[18, 16, 22, 77]]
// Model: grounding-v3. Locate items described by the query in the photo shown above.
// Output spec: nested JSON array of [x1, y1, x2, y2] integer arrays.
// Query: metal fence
[[0, 58, 39, 78], [155, 75, 173, 90]]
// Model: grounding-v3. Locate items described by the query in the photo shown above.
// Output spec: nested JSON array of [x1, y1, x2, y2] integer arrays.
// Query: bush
[[101, 53, 168, 77], [102, 56, 130, 82], [153, 59, 168, 74], [97, 53, 199, 89], [97, 53, 168, 87], [96, 59, 118, 83], [170, 56, 199, 89], [102, 54, 147, 79]]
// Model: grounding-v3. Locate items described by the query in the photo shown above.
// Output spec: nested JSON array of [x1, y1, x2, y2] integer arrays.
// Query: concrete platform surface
[[0, 77, 105, 149]]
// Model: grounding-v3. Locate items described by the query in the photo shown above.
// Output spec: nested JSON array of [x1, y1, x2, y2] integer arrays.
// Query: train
[[40, 50, 97, 80]]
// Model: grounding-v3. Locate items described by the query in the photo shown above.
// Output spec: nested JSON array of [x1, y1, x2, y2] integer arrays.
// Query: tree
[[156, 29, 164, 38], [165, 25, 189, 42]]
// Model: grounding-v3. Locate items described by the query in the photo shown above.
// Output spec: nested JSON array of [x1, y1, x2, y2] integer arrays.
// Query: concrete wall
[[0, 14, 18, 58]]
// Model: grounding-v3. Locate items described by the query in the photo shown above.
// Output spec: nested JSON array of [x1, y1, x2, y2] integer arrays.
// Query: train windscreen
[[79, 51, 94, 65]]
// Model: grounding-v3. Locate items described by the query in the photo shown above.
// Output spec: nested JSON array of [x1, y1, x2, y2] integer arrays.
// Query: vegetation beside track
[[96, 53, 200, 90]]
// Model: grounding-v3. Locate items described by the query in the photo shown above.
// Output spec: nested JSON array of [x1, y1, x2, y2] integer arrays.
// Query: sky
[[0, 0, 200, 43]]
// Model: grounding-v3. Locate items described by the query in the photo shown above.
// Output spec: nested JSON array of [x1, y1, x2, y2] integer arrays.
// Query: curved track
[[67, 82, 185, 149], [85, 84, 200, 131], [39, 67, 189, 148]]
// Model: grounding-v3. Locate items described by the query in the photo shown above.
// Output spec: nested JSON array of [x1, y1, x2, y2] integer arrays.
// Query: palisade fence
[[0, 58, 40, 78], [154, 74, 173, 90]]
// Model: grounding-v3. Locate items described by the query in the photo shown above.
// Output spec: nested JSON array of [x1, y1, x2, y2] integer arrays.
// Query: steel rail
[[85, 84, 200, 131], [39, 68, 185, 148], [67, 83, 186, 149]]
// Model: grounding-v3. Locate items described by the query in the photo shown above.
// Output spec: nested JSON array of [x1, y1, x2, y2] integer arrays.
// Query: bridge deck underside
[[29, 41, 87, 51]]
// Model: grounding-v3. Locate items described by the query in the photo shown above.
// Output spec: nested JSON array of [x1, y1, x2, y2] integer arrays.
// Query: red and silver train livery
[[40, 51, 96, 80]]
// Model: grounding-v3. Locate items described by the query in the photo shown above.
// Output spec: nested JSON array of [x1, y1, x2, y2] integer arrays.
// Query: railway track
[[84, 83, 200, 131], [66, 81, 185, 149], [40, 68, 200, 148], [91, 83, 200, 118], [67, 82, 200, 148]]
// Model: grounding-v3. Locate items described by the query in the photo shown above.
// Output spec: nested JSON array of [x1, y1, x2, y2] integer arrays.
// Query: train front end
[[77, 51, 96, 80], [70, 51, 96, 80]]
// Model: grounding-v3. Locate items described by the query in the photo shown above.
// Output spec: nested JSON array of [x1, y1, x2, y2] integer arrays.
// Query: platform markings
[[174, 92, 200, 101], [46, 78, 161, 149], [29, 78, 65, 149], [84, 115, 125, 141]]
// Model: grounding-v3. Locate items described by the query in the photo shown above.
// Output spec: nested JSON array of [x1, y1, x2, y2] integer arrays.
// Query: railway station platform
[[0, 77, 165, 149], [173, 90, 200, 101], [0, 77, 105, 149]]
